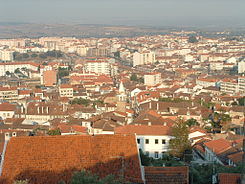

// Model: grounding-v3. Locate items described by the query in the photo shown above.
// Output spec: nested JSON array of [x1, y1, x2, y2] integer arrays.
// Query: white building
[[0, 50, 14, 61], [85, 60, 110, 76], [115, 125, 173, 158], [220, 79, 239, 94], [238, 61, 245, 74], [209, 62, 224, 71], [59, 84, 74, 98], [0, 62, 39, 76], [133, 51, 155, 66], [144, 72, 161, 86], [238, 76, 245, 94]]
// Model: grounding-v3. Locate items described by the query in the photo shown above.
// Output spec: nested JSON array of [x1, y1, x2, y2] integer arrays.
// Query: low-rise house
[[115, 124, 173, 158], [0, 102, 16, 120]]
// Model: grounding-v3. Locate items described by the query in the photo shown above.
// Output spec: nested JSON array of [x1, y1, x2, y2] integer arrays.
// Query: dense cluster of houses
[[0, 32, 244, 183]]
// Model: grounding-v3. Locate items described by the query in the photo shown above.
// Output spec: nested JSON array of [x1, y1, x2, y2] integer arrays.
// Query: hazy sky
[[0, 0, 244, 27]]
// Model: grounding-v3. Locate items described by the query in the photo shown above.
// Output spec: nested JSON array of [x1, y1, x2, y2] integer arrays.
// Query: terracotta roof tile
[[218, 173, 241, 184], [144, 166, 189, 184], [2, 135, 143, 184], [115, 125, 172, 136]]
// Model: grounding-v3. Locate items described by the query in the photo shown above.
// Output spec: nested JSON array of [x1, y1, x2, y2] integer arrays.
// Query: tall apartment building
[[133, 51, 155, 67], [0, 50, 14, 61], [238, 76, 245, 94], [238, 61, 245, 74], [85, 60, 110, 76], [87, 47, 108, 57], [220, 79, 238, 94], [144, 72, 162, 86]]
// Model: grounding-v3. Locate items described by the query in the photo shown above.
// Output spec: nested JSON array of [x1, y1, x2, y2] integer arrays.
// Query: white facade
[[59, 87, 73, 98], [0, 50, 14, 61], [0, 110, 15, 120], [133, 51, 155, 66], [220, 81, 238, 94], [137, 135, 173, 158], [238, 61, 245, 74], [0, 62, 38, 76], [238, 77, 245, 94], [85, 61, 110, 75], [144, 73, 161, 86], [209, 62, 224, 71]]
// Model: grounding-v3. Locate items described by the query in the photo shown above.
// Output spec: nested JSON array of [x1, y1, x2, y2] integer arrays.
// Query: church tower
[[117, 81, 127, 112]]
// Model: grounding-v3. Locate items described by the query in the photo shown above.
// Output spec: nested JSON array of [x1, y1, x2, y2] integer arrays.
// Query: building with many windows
[[144, 72, 162, 86], [133, 51, 156, 66]]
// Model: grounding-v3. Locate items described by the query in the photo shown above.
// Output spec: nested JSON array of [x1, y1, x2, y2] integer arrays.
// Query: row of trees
[[14, 51, 63, 60]]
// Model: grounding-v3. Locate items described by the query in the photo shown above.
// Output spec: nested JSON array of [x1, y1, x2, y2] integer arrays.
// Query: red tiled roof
[[0, 103, 16, 111], [57, 124, 87, 134], [115, 125, 172, 136], [227, 152, 244, 164], [144, 166, 189, 184], [218, 173, 241, 184], [1, 135, 143, 184], [204, 139, 232, 154]]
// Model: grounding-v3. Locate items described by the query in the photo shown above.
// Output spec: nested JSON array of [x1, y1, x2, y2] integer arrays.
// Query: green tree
[[188, 36, 198, 43], [139, 149, 151, 166], [168, 118, 191, 159], [22, 53, 29, 59], [238, 97, 245, 106], [14, 68, 21, 74], [130, 73, 138, 81], [58, 67, 69, 78], [31, 53, 38, 58], [185, 118, 199, 127], [70, 98, 91, 106], [47, 129, 61, 136], [5, 71, 11, 76]]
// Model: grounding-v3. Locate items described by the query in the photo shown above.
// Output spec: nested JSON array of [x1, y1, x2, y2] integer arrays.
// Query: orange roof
[[1, 135, 143, 184], [218, 173, 241, 184], [57, 124, 87, 134], [145, 166, 189, 184], [0, 102, 16, 111], [227, 152, 244, 164], [115, 125, 172, 136], [204, 139, 232, 154]]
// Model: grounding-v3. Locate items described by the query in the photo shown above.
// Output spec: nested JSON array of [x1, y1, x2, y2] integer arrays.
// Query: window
[[162, 139, 166, 144], [155, 139, 158, 144], [145, 151, 149, 156], [145, 139, 149, 144], [137, 138, 140, 144], [154, 152, 159, 158], [12, 132, 16, 137]]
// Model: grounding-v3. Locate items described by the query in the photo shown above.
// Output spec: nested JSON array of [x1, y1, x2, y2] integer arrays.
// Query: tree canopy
[[168, 118, 191, 159], [188, 36, 198, 43]]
